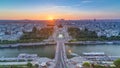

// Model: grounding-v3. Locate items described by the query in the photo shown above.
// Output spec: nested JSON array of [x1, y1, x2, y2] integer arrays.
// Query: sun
[[48, 16, 54, 20]]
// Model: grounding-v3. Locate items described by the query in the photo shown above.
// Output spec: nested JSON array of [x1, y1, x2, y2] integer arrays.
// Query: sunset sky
[[0, 0, 120, 20]]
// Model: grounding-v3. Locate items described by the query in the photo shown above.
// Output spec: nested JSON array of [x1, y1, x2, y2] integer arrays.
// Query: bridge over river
[[53, 25, 70, 68]]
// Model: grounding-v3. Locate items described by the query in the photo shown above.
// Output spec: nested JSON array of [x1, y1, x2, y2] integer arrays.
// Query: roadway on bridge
[[54, 41, 67, 68], [54, 26, 68, 68]]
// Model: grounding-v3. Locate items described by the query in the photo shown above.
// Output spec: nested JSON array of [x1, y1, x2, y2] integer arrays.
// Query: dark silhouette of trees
[[114, 59, 120, 68], [27, 62, 33, 68], [68, 27, 98, 41]]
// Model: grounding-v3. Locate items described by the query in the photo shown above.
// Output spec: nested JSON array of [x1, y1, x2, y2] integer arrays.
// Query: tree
[[82, 62, 91, 68], [114, 58, 120, 68], [27, 62, 32, 68], [84, 28, 88, 32], [35, 64, 39, 68], [32, 26, 38, 33]]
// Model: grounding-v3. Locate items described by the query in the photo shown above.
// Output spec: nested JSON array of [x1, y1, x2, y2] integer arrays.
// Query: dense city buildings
[[0, 20, 46, 41], [1, 19, 120, 41], [0, 0, 120, 68]]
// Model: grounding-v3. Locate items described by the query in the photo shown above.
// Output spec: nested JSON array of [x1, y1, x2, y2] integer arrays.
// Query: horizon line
[[0, 18, 120, 21]]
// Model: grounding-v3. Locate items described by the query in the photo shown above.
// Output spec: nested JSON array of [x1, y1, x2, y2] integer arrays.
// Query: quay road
[[0, 42, 56, 48], [54, 25, 69, 68]]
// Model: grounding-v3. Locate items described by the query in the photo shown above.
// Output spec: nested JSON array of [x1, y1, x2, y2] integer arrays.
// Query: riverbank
[[65, 41, 120, 45], [0, 42, 56, 48], [1, 40, 120, 48], [0, 53, 55, 68]]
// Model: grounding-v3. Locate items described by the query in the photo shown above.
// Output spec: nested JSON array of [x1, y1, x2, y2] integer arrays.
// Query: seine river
[[0, 44, 120, 58], [66, 44, 120, 58], [0, 45, 56, 58]]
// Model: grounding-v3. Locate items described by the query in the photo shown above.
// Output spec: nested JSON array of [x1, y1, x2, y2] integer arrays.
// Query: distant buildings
[[97, 29, 119, 37], [0, 20, 46, 41], [0, 19, 120, 41], [64, 19, 120, 38]]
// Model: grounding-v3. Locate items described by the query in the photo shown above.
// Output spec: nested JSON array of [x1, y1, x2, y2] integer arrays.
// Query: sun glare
[[48, 16, 54, 20]]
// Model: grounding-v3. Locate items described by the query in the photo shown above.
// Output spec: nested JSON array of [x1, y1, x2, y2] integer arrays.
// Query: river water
[[0, 45, 56, 59], [66, 44, 120, 58], [0, 44, 120, 59]]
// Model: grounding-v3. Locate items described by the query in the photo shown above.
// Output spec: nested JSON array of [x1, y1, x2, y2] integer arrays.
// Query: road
[[54, 41, 67, 68], [54, 25, 69, 68]]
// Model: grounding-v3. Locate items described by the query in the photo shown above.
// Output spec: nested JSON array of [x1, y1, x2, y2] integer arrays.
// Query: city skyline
[[0, 0, 120, 20]]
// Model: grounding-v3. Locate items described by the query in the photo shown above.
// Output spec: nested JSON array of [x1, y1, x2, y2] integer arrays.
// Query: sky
[[0, 0, 120, 20]]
